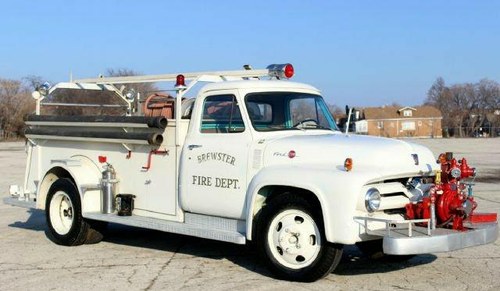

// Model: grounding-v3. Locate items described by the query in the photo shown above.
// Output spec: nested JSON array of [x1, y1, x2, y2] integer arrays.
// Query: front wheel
[[257, 193, 343, 282]]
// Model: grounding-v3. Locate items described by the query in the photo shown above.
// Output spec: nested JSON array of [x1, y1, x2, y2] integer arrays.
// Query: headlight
[[365, 188, 381, 212]]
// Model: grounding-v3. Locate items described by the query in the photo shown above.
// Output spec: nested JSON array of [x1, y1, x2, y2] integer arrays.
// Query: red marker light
[[344, 158, 353, 171], [288, 150, 296, 159], [98, 156, 107, 163], [284, 64, 294, 79], [175, 74, 186, 87]]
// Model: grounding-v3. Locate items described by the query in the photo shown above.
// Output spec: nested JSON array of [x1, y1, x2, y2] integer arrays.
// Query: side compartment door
[[180, 91, 251, 219]]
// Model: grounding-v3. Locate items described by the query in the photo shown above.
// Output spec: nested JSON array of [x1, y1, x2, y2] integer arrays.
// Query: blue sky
[[1, 0, 499, 107]]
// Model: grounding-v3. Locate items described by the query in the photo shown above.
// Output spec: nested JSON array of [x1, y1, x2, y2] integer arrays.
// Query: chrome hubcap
[[49, 191, 74, 235], [267, 209, 321, 269]]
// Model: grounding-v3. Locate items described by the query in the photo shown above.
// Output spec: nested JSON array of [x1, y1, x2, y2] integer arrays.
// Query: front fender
[[245, 165, 378, 244]]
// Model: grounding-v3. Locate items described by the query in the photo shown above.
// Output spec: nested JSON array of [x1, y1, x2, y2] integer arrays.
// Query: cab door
[[180, 91, 252, 219]]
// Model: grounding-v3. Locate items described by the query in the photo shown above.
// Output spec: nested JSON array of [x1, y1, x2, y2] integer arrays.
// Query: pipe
[[25, 127, 164, 146], [430, 194, 437, 230], [26, 115, 168, 129]]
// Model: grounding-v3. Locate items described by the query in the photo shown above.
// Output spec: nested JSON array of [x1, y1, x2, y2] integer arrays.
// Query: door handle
[[188, 144, 202, 150]]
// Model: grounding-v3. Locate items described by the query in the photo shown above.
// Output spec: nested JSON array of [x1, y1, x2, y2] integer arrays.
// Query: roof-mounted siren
[[267, 63, 294, 79], [175, 74, 186, 90]]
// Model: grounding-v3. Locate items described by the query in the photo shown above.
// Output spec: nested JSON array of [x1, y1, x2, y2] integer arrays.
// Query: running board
[[3, 196, 36, 209], [84, 212, 247, 245]]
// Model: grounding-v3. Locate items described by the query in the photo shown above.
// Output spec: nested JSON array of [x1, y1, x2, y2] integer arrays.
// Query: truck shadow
[[100, 224, 437, 277], [104, 224, 438, 278], [8, 208, 47, 232], [9, 209, 437, 279], [334, 245, 437, 276]]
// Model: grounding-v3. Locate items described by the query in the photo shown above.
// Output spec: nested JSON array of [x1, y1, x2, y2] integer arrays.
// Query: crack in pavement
[[390, 285, 414, 290], [144, 240, 184, 291], [181, 260, 205, 287], [127, 268, 138, 285], [0, 263, 152, 273], [444, 256, 500, 260]]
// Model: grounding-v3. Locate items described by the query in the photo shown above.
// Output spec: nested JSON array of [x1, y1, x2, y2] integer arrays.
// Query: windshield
[[245, 92, 339, 132]]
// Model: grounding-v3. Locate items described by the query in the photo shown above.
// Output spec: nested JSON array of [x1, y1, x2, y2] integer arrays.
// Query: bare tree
[[477, 79, 500, 136], [426, 77, 446, 104], [106, 68, 159, 97], [106, 68, 161, 114], [0, 78, 34, 139], [425, 78, 455, 130], [478, 79, 500, 109], [327, 103, 343, 118], [425, 77, 500, 137], [22, 75, 45, 90]]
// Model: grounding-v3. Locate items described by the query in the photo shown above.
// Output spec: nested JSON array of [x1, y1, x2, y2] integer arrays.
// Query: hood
[[262, 133, 438, 181]]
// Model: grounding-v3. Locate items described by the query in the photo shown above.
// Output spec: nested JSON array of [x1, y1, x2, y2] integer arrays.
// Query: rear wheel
[[46, 178, 104, 245], [257, 193, 343, 282]]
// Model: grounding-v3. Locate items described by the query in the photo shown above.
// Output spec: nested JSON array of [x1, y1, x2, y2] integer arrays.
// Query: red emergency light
[[267, 63, 294, 79], [283, 64, 294, 78], [175, 74, 186, 88]]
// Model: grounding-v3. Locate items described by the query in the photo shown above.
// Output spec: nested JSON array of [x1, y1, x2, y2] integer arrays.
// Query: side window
[[247, 101, 272, 123], [201, 95, 245, 133]]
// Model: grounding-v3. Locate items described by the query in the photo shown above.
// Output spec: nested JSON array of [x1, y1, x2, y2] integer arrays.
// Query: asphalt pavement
[[1, 139, 499, 290]]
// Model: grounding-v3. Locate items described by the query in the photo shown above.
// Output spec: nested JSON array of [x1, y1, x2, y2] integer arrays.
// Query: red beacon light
[[284, 63, 294, 78], [267, 63, 294, 79], [175, 74, 186, 88]]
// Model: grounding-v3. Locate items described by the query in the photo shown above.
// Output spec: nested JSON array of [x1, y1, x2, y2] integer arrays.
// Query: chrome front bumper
[[354, 216, 499, 255]]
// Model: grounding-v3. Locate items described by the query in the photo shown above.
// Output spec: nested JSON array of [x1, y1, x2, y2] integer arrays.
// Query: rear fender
[[37, 155, 102, 213]]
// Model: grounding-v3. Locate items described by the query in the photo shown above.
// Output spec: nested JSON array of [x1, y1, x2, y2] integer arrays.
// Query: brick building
[[354, 106, 442, 138]]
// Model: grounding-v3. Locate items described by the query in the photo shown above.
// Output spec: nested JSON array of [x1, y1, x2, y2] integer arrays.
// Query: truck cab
[[180, 80, 337, 219], [6, 64, 498, 282]]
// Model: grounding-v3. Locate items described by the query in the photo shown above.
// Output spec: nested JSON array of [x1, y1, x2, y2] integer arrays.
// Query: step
[[84, 212, 247, 244]]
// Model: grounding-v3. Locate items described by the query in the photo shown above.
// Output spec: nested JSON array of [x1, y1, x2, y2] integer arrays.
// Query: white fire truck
[[5, 64, 498, 281]]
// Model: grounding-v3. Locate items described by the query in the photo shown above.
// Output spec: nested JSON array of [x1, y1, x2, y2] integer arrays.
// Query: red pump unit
[[406, 152, 497, 230]]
